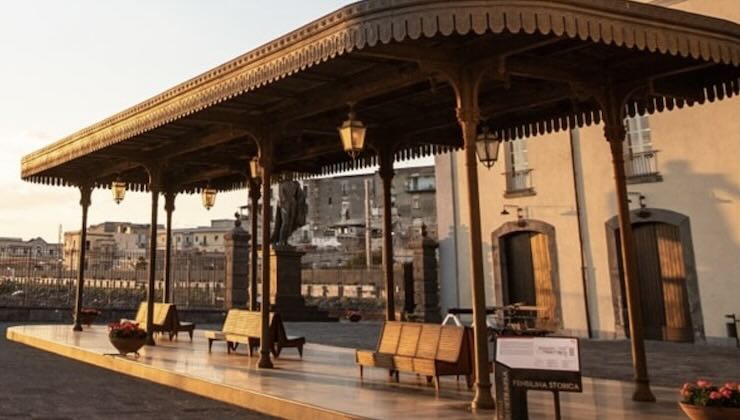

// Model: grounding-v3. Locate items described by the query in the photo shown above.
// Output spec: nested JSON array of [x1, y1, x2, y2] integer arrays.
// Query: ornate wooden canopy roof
[[21, 0, 740, 194]]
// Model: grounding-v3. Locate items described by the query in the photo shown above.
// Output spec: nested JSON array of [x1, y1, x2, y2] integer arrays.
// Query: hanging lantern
[[475, 125, 502, 169], [249, 157, 263, 180], [337, 103, 367, 159], [111, 177, 127, 204], [201, 185, 217, 210]]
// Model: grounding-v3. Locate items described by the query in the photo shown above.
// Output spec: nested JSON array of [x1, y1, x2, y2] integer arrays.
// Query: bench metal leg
[[433, 376, 440, 391], [359, 365, 363, 378], [297, 344, 303, 359], [208, 338, 214, 353]]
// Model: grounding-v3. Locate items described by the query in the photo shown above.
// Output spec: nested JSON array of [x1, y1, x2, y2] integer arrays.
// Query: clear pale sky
[[0, 0, 393, 243]]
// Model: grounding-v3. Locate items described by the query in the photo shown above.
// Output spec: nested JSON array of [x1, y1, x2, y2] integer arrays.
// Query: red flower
[[696, 379, 712, 388], [709, 391, 722, 400]]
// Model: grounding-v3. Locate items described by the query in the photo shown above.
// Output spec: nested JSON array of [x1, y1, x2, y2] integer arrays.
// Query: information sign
[[494, 336, 582, 420]]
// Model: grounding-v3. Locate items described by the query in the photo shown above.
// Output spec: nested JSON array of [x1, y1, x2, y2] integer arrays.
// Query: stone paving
[[0, 323, 271, 420]]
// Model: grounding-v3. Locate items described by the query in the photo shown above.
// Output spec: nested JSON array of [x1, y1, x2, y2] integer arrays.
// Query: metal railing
[[624, 150, 660, 178], [505, 169, 534, 193], [1, 250, 226, 309]]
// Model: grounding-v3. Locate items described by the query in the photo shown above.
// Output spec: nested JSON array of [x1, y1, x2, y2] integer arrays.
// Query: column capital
[[78, 184, 92, 208], [164, 191, 177, 213]]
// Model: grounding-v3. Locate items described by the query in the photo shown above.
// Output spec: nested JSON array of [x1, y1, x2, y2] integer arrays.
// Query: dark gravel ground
[[0, 323, 272, 420]]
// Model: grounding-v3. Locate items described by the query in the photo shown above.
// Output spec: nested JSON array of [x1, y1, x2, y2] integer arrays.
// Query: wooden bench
[[125, 302, 196, 341], [355, 321, 473, 390], [204, 310, 305, 358], [169, 305, 196, 340]]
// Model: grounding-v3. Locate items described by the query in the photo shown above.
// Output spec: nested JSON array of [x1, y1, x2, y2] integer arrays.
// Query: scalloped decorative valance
[[20, 0, 740, 192]]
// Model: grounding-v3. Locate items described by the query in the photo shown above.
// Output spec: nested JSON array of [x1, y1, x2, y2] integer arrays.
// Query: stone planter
[[679, 402, 740, 420], [109, 336, 146, 356]]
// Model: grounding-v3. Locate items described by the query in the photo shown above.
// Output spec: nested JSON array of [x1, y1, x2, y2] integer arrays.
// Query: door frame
[[491, 219, 563, 330], [605, 208, 705, 342]]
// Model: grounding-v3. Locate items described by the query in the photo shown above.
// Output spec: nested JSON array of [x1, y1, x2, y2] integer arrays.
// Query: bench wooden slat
[[377, 322, 402, 354], [416, 324, 441, 360], [436, 325, 464, 363], [397, 324, 422, 357]]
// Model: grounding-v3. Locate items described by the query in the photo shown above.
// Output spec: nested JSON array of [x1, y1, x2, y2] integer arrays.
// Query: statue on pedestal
[[271, 180, 307, 247]]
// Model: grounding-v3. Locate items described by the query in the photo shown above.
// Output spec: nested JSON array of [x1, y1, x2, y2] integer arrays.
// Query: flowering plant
[[108, 321, 146, 340], [681, 380, 740, 408]]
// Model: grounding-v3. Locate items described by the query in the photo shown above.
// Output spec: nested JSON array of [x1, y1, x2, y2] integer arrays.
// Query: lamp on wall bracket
[[475, 121, 502, 169], [628, 192, 651, 218], [111, 175, 126, 204], [338, 102, 367, 159], [201, 182, 217, 211], [501, 204, 527, 226]]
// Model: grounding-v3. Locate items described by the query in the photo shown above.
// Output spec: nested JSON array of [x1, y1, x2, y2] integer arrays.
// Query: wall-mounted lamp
[[628, 192, 651, 218], [501, 204, 527, 226]]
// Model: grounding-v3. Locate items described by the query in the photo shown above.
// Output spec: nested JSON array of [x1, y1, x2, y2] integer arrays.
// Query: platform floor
[[6, 325, 684, 419]]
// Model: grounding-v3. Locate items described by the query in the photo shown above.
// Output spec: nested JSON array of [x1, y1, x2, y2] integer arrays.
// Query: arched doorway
[[492, 220, 561, 331], [606, 209, 704, 342]]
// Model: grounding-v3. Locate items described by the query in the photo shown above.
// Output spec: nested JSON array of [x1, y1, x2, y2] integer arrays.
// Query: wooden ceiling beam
[[268, 65, 428, 122], [82, 125, 253, 182]]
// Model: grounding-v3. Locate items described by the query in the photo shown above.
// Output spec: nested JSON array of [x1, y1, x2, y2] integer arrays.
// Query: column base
[[145, 334, 156, 346], [72, 323, 82, 332], [632, 380, 656, 402], [258, 351, 273, 369], [472, 383, 496, 410]]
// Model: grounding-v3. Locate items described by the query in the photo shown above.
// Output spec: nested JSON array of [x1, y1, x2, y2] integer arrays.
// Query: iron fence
[[0, 250, 226, 309]]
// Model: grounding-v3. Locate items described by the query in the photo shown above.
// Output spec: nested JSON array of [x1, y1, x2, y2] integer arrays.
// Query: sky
[[0, 1, 431, 243]]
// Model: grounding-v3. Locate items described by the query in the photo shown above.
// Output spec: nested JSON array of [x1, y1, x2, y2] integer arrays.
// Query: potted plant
[[680, 379, 740, 420], [108, 321, 147, 357], [77, 308, 101, 326]]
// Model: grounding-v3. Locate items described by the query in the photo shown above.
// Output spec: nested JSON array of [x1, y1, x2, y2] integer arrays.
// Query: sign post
[[495, 336, 582, 420]]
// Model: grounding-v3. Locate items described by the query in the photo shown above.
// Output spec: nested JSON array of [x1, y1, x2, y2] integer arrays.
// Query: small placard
[[495, 337, 579, 372]]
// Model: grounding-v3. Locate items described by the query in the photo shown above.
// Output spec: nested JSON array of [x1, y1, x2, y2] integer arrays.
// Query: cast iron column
[[454, 68, 496, 410], [378, 146, 395, 321], [249, 178, 261, 311], [163, 191, 176, 304], [145, 166, 161, 346], [72, 184, 92, 331], [602, 91, 655, 402], [258, 147, 274, 369]]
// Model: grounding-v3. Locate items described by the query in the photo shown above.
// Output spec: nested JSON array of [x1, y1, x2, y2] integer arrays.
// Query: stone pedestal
[[269, 246, 336, 322], [224, 226, 249, 309], [411, 233, 441, 323]]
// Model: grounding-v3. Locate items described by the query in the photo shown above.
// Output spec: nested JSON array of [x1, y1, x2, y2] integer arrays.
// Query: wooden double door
[[501, 231, 558, 330], [618, 222, 693, 342]]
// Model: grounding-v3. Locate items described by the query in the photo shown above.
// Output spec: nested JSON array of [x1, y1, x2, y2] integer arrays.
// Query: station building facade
[[435, 0, 740, 345]]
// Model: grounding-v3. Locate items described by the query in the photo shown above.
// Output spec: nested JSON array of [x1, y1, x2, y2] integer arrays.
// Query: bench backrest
[[375, 321, 469, 364], [221, 309, 274, 338], [377, 321, 403, 354], [134, 302, 174, 328]]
